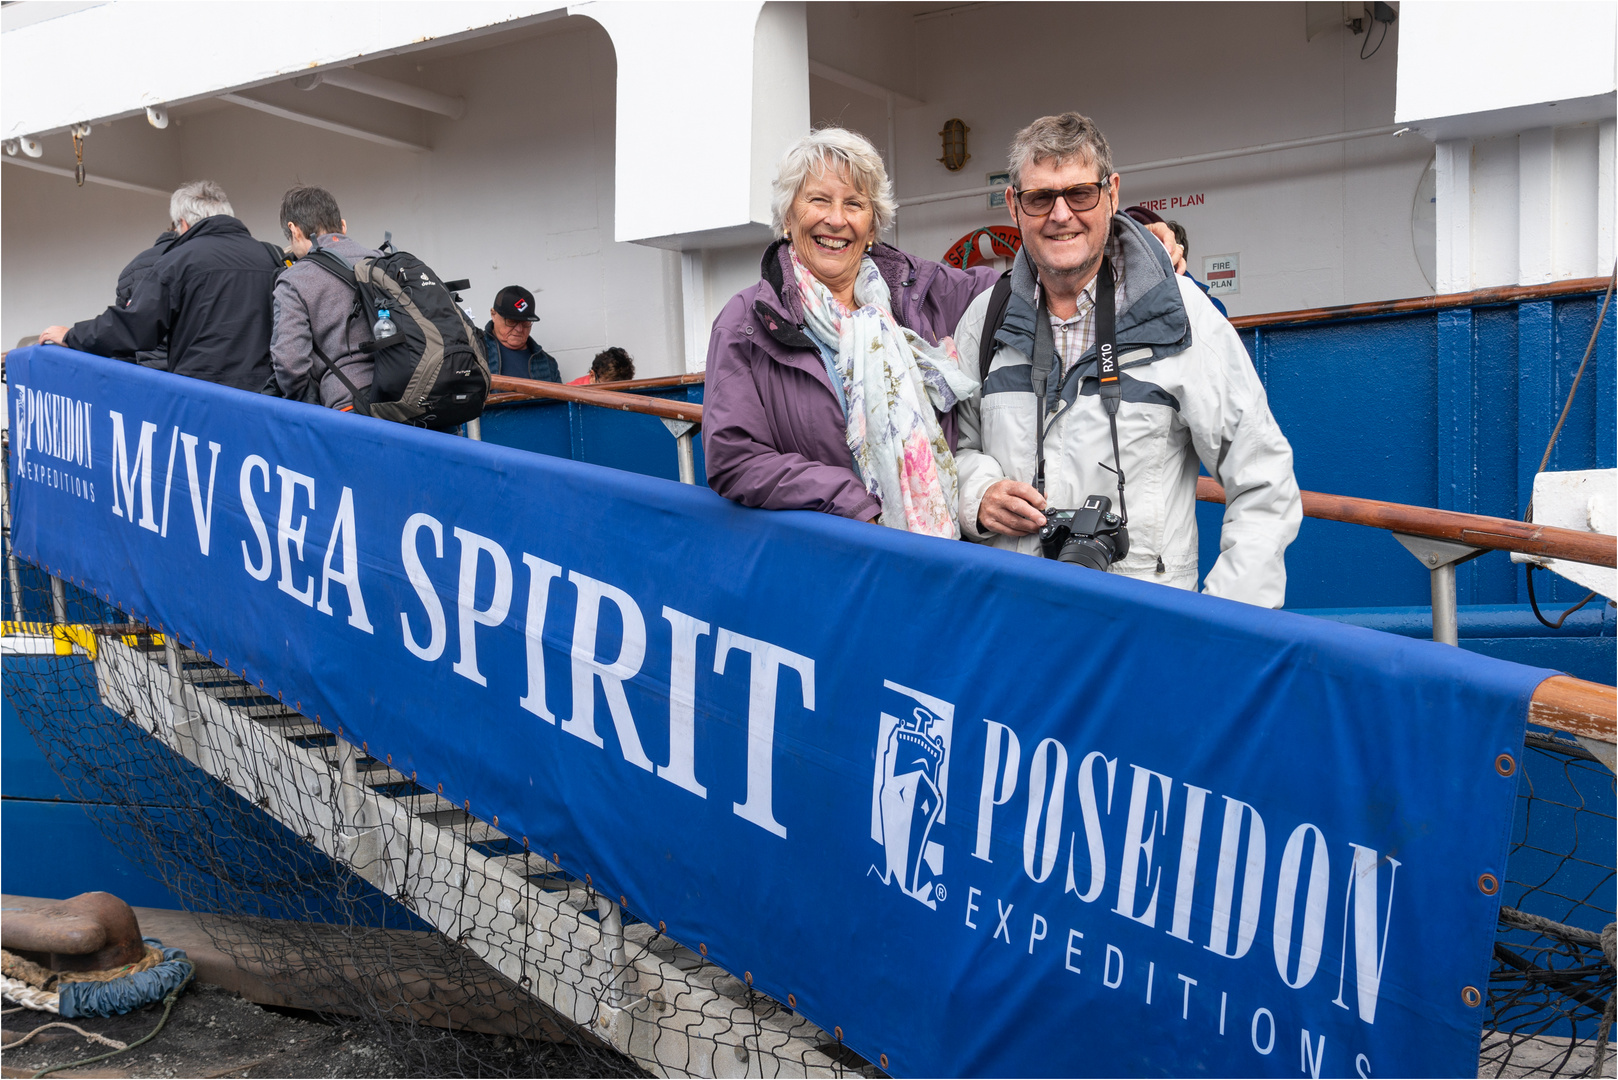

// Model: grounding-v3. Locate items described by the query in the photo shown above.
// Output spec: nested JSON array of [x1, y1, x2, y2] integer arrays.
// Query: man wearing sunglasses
[[952, 112, 1301, 608]]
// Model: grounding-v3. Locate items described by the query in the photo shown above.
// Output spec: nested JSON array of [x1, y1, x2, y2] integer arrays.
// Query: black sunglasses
[[1012, 182, 1110, 217]]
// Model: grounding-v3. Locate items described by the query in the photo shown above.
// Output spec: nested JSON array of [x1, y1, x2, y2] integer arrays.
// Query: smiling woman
[[702, 128, 1002, 536]]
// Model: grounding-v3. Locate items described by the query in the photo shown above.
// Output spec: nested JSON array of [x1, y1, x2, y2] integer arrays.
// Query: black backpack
[[304, 242, 490, 428]]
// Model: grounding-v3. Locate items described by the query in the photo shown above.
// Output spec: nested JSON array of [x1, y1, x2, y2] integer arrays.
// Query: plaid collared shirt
[[1042, 262, 1122, 377]]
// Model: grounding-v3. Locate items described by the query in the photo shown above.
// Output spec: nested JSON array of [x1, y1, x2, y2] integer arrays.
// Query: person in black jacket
[[39, 181, 280, 393], [113, 229, 177, 369]]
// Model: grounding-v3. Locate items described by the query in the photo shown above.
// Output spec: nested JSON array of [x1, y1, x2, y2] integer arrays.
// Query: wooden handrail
[[1229, 276, 1612, 330], [1196, 476, 1616, 568], [479, 378, 1618, 743], [1530, 675, 1616, 743], [485, 378, 1615, 568], [487, 375, 703, 423]]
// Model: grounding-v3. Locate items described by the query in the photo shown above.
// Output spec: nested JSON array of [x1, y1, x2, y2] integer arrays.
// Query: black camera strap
[[1032, 256, 1127, 522], [1094, 258, 1128, 524]]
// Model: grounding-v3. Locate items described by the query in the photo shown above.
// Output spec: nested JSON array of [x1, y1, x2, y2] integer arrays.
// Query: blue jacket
[[482, 322, 561, 382]]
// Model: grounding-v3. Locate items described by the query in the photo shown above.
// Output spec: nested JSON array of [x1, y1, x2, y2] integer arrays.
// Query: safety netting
[[1, 555, 880, 1077]]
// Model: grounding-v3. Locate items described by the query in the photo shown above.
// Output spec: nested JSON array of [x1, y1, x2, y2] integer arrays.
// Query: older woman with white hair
[[702, 127, 1001, 536]]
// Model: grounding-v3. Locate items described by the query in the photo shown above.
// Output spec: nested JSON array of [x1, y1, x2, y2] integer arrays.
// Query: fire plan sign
[[1203, 253, 1239, 297]]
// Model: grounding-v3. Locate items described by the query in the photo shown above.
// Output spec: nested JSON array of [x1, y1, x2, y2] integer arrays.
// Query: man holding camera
[[953, 112, 1300, 608]]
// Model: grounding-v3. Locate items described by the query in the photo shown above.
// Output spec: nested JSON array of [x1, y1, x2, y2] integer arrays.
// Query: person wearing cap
[[483, 285, 561, 383]]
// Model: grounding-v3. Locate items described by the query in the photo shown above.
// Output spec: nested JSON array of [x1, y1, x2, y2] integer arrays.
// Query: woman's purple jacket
[[702, 238, 1000, 520]]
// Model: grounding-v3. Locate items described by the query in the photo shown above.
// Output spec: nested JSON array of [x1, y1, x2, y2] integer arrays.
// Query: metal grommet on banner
[[553, 853, 560, 865], [619, 894, 627, 907], [880, 1053, 890, 1070], [492, 815, 499, 828], [586, 874, 593, 887], [787, 993, 796, 1009], [658, 921, 667, 934], [437, 783, 444, 795], [699, 943, 708, 957], [1462, 985, 1481, 1007], [462, 799, 470, 813], [833, 1026, 843, 1042], [1495, 753, 1516, 776], [1478, 873, 1499, 895], [744, 971, 753, 987]]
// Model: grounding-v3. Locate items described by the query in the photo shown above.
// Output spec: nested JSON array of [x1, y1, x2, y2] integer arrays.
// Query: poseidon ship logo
[[871, 684, 954, 910]]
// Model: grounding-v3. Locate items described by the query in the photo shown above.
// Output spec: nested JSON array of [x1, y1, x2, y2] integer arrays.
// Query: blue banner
[[9, 345, 1542, 1077]]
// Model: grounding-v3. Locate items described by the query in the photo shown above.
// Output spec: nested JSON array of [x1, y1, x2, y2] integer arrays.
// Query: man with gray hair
[[952, 112, 1301, 607], [40, 180, 280, 392]]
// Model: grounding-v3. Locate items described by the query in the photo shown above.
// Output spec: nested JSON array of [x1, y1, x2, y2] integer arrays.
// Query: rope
[[1530, 267, 1615, 483], [1593, 924, 1616, 1077], [1519, 266, 1613, 630], [1, 952, 58, 991], [0, 945, 168, 992], [0, 977, 58, 1014], [30, 959, 193, 1080], [1498, 905, 1606, 947], [4, 1021, 127, 1051]]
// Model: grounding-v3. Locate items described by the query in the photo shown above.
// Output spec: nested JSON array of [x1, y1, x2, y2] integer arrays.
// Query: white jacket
[[953, 217, 1301, 608]]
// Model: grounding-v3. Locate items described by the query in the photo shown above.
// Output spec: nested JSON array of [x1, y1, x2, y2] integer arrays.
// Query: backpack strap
[[978, 270, 1014, 383], [301, 247, 359, 290], [308, 338, 370, 415], [262, 240, 292, 269]]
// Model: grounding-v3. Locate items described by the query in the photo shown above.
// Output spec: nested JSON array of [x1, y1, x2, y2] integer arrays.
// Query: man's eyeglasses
[[1011, 182, 1110, 217]]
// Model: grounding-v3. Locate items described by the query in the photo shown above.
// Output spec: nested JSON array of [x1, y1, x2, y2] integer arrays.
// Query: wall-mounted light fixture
[[938, 118, 970, 172]]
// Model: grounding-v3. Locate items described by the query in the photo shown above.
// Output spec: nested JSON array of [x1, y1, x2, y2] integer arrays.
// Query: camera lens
[[1058, 535, 1114, 571]]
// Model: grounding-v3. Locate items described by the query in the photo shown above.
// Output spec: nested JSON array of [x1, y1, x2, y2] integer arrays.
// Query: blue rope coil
[[57, 939, 192, 1019]]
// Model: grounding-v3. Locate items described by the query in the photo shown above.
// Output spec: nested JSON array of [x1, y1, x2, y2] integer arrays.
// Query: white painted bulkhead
[[3, 2, 1614, 378]]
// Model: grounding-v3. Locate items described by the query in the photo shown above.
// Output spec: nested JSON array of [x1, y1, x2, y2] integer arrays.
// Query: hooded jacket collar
[[167, 213, 251, 251], [995, 213, 1191, 368]]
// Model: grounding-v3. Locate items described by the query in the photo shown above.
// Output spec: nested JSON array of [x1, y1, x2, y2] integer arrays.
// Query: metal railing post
[[336, 737, 385, 889], [1393, 533, 1486, 645], [1430, 562, 1459, 646], [50, 576, 66, 625], [162, 634, 201, 761], [598, 894, 626, 1005], [0, 438, 19, 623], [466, 416, 483, 441], [660, 418, 698, 485]]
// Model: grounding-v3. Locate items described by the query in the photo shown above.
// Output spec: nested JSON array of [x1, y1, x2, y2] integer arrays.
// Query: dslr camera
[[1039, 495, 1129, 571]]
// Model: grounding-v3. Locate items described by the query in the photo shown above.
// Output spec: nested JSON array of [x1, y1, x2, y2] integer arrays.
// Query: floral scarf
[[791, 249, 979, 537]]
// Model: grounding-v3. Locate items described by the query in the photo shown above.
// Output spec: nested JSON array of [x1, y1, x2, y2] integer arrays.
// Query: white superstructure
[[3, 2, 1613, 378]]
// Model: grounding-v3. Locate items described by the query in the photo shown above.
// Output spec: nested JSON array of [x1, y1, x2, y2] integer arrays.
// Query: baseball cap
[[493, 285, 539, 322]]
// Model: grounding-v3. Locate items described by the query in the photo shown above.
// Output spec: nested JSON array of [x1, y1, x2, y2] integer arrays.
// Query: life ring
[[943, 225, 1021, 271]]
